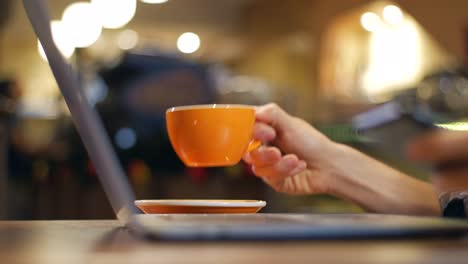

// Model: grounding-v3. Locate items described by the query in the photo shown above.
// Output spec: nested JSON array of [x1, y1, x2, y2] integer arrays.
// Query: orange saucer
[[135, 199, 266, 214]]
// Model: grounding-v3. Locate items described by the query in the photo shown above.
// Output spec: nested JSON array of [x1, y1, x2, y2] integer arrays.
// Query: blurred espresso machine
[[353, 67, 468, 161]]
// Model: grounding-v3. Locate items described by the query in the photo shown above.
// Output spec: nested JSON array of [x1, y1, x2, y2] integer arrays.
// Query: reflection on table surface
[[0, 220, 468, 264]]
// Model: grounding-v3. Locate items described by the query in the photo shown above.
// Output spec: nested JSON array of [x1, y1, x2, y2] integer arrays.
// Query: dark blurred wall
[[0, 0, 12, 29], [398, 0, 468, 61]]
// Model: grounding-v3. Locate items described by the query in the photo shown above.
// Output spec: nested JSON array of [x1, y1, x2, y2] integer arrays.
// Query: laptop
[[22, 0, 468, 241]]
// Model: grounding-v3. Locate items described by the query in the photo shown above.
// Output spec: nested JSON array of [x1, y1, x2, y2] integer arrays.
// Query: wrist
[[319, 142, 360, 197], [302, 141, 355, 196], [319, 143, 440, 215]]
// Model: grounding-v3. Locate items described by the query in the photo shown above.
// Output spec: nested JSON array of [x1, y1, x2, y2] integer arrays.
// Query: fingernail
[[298, 161, 307, 169]]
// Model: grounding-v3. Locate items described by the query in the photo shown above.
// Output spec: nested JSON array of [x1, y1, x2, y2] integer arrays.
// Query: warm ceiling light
[[360, 12, 382, 32], [38, 20, 75, 61], [62, 2, 102, 48], [177, 32, 201, 54], [383, 5, 404, 26], [117, 29, 139, 50], [140, 0, 169, 3], [92, 0, 137, 29]]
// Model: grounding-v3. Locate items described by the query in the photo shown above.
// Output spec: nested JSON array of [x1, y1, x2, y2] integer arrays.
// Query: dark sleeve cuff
[[439, 192, 468, 218]]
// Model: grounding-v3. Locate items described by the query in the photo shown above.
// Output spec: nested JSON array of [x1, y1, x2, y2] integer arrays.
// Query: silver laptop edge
[[22, 0, 139, 224]]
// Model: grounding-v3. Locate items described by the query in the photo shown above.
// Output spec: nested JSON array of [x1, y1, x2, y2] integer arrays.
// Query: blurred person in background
[[244, 103, 468, 217]]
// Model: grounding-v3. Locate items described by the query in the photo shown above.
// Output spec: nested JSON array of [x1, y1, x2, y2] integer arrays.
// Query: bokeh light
[[177, 32, 201, 54], [115, 127, 137, 149], [38, 20, 75, 61], [117, 29, 139, 50], [360, 12, 382, 32], [92, 0, 137, 29], [383, 5, 404, 26], [62, 2, 102, 48]]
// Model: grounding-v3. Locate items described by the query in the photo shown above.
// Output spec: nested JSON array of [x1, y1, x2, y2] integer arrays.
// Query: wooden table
[[1, 220, 468, 264]]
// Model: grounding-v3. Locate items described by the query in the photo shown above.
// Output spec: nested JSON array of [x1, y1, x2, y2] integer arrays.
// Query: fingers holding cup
[[251, 154, 307, 188], [243, 146, 282, 167]]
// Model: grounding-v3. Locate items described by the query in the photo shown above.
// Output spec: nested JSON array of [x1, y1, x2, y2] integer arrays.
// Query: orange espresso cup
[[166, 104, 260, 167]]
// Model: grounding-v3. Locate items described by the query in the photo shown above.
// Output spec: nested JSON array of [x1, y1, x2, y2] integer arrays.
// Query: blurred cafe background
[[0, 0, 466, 219]]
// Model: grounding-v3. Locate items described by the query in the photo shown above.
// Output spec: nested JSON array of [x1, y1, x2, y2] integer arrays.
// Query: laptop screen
[[22, 0, 139, 223]]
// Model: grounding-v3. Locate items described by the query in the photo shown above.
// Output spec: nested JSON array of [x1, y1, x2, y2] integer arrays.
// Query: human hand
[[242, 104, 442, 215], [243, 103, 337, 195], [407, 130, 468, 192]]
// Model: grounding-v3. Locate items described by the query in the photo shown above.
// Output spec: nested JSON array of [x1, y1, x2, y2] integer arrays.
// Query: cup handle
[[246, 140, 261, 153]]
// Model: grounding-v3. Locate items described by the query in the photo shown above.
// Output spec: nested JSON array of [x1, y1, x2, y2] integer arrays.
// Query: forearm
[[324, 143, 441, 216]]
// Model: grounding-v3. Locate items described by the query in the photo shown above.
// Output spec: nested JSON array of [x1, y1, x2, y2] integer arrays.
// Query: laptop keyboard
[[134, 213, 467, 228]]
